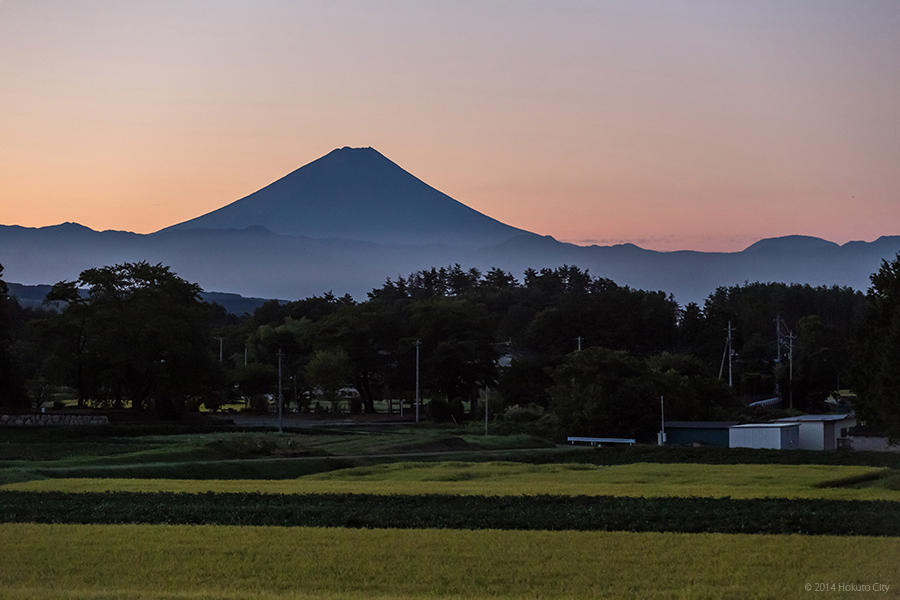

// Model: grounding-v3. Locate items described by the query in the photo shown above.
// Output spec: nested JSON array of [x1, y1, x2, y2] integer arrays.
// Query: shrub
[[503, 403, 545, 423]]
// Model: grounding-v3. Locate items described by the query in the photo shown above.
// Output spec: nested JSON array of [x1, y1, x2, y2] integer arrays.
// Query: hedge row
[[1, 491, 896, 536]]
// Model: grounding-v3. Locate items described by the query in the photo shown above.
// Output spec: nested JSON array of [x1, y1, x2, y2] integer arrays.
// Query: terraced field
[[5, 461, 899, 500]]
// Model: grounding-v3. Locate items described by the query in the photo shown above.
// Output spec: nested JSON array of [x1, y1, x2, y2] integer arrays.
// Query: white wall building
[[729, 423, 800, 450], [772, 414, 856, 450]]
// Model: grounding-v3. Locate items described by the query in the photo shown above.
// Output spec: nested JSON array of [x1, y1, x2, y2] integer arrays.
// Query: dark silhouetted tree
[[306, 348, 351, 414], [43, 262, 221, 417], [0, 264, 28, 407], [852, 253, 900, 438]]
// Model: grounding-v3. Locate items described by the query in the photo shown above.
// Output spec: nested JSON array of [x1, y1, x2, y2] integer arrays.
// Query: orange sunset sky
[[1, 0, 898, 251]]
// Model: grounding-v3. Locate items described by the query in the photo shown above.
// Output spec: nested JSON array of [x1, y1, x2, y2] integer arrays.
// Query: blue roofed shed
[[664, 421, 740, 447]]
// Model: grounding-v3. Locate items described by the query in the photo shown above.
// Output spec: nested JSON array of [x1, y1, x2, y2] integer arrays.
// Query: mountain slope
[[162, 147, 533, 246]]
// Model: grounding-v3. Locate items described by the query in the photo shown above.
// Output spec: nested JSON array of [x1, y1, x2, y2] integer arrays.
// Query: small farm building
[[664, 421, 739, 447], [772, 414, 856, 450], [729, 423, 799, 450]]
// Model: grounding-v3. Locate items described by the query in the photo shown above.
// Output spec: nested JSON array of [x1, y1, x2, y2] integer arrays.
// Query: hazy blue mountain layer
[[2, 148, 897, 304], [2, 221, 897, 305]]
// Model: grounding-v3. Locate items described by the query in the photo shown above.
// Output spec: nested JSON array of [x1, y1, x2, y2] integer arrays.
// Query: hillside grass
[[0, 427, 550, 464], [2, 523, 897, 599], [0, 428, 555, 484], [5, 425, 900, 492], [7, 461, 898, 501]]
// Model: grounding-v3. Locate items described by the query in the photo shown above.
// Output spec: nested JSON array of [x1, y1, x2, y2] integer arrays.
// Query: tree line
[[0, 256, 897, 439]]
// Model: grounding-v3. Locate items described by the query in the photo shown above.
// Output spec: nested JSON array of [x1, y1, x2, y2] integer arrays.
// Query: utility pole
[[775, 314, 795, 407], [787, 326, 794, 410], [727, 321, 733, 388], [484, 386, 489, 436], [243, 345, 248, 367], [576, 336, 582, 352], [775, 315, 782, 398], [276, 348, 284, 433], [718, 321, 734, 387], [658, 395, 665, 446], [215, 336, 224, 362], [415, 339, 421, 424]]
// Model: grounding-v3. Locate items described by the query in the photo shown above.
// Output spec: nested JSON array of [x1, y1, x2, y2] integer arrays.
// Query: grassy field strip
[[5, 462, 897, 500], [2, 523, 897, 599], [0, 430, 552, 465]]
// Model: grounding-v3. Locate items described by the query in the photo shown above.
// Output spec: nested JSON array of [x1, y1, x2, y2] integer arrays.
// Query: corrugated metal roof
[[731, 422, 799, 429], [665, 421, 740, 429], [773, 414, 853, 423]]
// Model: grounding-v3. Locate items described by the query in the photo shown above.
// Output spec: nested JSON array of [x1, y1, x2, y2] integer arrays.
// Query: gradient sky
[[1, 0, 898, 251]]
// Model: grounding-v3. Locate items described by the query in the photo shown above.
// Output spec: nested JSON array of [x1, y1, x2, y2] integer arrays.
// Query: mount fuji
[[163, 146, 532, 247]]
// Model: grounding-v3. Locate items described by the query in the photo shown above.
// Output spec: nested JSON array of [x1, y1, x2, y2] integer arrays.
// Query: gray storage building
[[729, 423, 800, 450], [772, 414, 856, 450]]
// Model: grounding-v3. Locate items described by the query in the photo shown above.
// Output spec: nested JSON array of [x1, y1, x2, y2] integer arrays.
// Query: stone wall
[[0, 413, 109, 426]]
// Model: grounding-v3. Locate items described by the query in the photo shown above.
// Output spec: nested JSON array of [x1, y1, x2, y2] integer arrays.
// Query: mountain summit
[[162, 147, 533, 246]]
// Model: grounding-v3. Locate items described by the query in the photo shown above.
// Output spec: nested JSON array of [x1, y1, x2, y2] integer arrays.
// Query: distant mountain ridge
[[1, 147, 898, 304], [743, 235, 841, 253], [2, 220, 897, 305]]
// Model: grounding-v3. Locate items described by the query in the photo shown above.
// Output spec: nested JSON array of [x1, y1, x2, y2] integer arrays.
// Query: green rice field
[[2, 523, 897, 599], [6, 461, 898, 501], [3, 427, 898, 598]]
